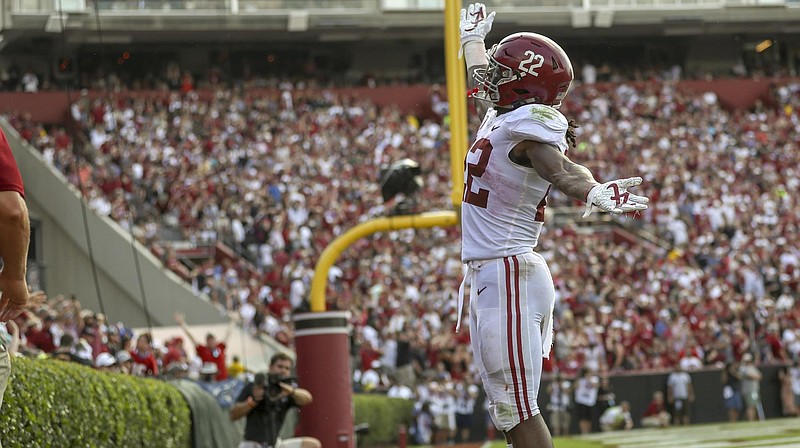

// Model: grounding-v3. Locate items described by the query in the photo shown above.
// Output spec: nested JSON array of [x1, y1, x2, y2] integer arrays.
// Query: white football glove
[[583, 177, 649, 218], [459, 3, 496, 55]]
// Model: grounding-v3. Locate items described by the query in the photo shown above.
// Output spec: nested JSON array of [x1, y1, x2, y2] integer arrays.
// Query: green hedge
[[353, 394, 414, 446], [0, 357, 191, 448]]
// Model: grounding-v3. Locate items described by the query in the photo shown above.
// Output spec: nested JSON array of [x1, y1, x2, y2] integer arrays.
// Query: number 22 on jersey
[[463, 138, 493, 208]]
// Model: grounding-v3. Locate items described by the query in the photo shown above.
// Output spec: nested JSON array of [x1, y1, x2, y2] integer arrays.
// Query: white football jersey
[[461, 104, 569, 262]]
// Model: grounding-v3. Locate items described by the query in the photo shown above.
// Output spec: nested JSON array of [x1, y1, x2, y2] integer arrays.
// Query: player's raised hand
[[459, 3, 496, 49], [583, 177, 649, 218]]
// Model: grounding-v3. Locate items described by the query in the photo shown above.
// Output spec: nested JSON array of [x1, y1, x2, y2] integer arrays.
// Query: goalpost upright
[[295, 2, 468, 446]]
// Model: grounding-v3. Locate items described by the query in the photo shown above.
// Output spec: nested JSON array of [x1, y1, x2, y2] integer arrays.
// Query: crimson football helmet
[[473, 32, 574, 109]]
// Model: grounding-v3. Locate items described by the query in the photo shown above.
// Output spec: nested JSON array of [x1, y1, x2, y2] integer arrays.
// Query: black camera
[[255, 372, 296, 396], [267, 373, 295, 387]]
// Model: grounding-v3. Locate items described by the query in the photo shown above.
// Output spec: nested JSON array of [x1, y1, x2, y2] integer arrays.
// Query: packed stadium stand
[[5, 75, 799, 373]]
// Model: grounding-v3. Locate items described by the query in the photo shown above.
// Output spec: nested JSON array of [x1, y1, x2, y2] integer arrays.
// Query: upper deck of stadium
[[4, 0, 800, 40]]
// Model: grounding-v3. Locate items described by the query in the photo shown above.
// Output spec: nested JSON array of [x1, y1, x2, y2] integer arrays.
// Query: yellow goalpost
[[309, 0, 468, 312]]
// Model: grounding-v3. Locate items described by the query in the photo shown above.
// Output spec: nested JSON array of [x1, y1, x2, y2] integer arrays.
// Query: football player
[[457, 4, 650, 447]]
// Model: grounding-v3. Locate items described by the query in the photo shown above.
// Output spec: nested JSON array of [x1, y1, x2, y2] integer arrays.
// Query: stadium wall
[[0, 78, 782, 126], [538, 365, 790, 433], [0, 85, 437, 124]]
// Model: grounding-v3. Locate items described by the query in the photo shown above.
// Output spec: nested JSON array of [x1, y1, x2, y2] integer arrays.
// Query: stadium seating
[[5, 78, 799, 393]]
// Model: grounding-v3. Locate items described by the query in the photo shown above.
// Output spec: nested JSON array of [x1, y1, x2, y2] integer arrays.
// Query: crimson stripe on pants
[[504, 257, 523, 420], [512, 255, 533, 419]]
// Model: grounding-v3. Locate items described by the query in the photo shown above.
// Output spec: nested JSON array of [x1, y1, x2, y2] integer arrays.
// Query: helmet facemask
[[472, 44, 520, 106]]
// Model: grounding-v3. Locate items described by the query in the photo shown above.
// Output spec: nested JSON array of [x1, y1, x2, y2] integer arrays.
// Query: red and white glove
[[459, 3, 496, 57], [583, 177, 649, 218]]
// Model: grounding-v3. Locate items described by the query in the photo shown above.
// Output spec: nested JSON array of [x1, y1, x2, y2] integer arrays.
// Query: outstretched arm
[[174, 312, 199, 347], [519, 140, 649, 216], [222, 315, 237, 346], [460, 3, 495, 120], [519, 141, 599, 201]]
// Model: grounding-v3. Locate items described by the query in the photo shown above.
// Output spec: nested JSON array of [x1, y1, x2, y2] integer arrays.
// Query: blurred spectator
[[546, 372, 573, 436], [721, 361, 743, 422], [21, 69, 38, 93], [596, 376, 617, 422], [115, 350, 134, 375], [199, 362, 219, 383], [228, 355, 246, 379], [360, 360, 389, 393], [599, 401, 633, 432], [739, 353, 763, 421], [641, 391, 670, 428], [430, 381, 456, 444], [165, 361, 190, 380], [667, 364, 694, 426], [678, 349, 704, 372], [162, 336, 189, 368], [778, 365, 797, 417], [387, 377, 414, 399], [175, 312, 233, 381], [130, 332, 159, 377], [454, 382, 478, 443], [574, 368, 599, 434], [26, 314, 57, 353], [411, 401, 434, 445], [53, 333, 76, 363], [95, 352, 117, 373], [790, 360, 800, 414], [582, 63, 597, 85]]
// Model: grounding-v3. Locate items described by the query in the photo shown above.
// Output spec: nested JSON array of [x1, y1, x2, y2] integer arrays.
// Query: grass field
[[484, 418, 800, 448]]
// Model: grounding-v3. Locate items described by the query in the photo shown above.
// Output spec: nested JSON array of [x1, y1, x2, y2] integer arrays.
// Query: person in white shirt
[[573, 368, 600, 434], [458, 4, 648, 447], [360, 360, 389, 393], [546, 373, 572, 436], [21, 70, 38, 93], [667, 364, 695, 425], [455, 383, 479, 442]]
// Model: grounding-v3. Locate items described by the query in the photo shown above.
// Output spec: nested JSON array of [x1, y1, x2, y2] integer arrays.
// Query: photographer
[[230, 353, 320, 448]]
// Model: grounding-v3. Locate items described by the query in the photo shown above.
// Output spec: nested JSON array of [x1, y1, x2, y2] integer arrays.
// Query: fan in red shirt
[[641, 391, 671, 428], [175, 312, 233, 381], [26, 315, 58, 353], [129, 332, 159, 376]]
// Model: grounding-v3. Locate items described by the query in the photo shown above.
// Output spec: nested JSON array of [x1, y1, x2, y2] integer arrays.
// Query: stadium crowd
[[3, 74, 800, 438]]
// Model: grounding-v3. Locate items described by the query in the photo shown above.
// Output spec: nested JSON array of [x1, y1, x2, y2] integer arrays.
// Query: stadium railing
[[12, 0, 797, 14]]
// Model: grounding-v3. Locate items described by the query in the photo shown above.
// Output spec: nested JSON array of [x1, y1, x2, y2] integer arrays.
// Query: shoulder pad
[[504, 104, 568, 148], [521, 104, 568, 133]]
